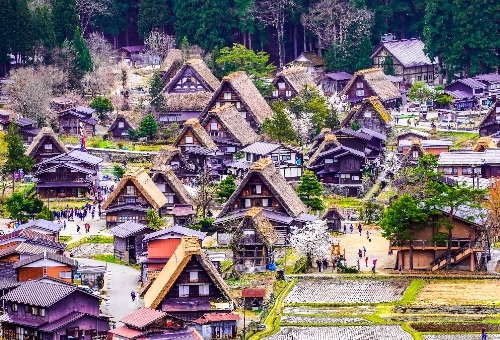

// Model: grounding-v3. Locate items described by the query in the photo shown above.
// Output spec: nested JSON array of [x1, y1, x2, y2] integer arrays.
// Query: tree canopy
[[3, 123, 34, 191], [139, 113, 159, 140], [261, 101, 297, 144], [296, 170, 324, 212], [216, 175, 236, 204]]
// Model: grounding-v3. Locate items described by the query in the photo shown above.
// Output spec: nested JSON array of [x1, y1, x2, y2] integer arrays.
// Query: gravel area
[[280, 316, 368, 324], [265, 326, 413, 339], [424, 335, 500, 340], [70, 243, 113, 257], [283, 306, 376, 315], [284, 279, 410, 304]]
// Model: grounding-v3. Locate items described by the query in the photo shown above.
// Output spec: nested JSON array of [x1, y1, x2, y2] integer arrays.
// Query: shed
[[241, 288, 266, 310], [109, 221, 156, 263]]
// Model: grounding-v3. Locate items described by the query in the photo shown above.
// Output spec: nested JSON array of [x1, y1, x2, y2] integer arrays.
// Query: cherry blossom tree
[[381, 152, 402, 177], [144, 30, 175, 68], [288, 111, 313, 142], [289, 220, 333, 268]]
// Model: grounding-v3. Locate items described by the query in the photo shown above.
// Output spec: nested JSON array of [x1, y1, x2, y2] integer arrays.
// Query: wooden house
[[228, 141, 304, 181], [162, 59, 219, 124], [437, 149, 500, 178], [241, 288, 266, 311], [331, 127, 386, 162], [230, 207, 279, 273], [193, 313, 239, 340], [109, 307, 202, 340], [0, 229, 61, 251], [108, 114, 136, 139], [144, 236, 236, 321], [200, 71, 273, 132], [14, 117, 40, 143], [398, 139, 452, 156], [201, 104, 260, 175], [50, 97, 75, 112], [25, 127, 69, 164], [33, 150, 102, 198], [151, 165, 196, 225], [321, 205, 344, 232], [474, 73, 500, 102], [174, 118, 218, 172], [473, 136, 498, 152], [397, 129, 430, 143], [140, 226, 206, 280], [17, 219, 62, 239], [215, 158, 311, 245], [371, 38, 436, 85], [321, 72, 352, 95], [341, 68, 401, 108], [102, 168, 168, 228], [479, 100, 500, 136], [390, 206, 489, 271], [109, 221, 156, 264], [306, 134, 366, 197], [151, 146, 197, 180], [400, 139, 427, 167], [0, 279, 109, 340], [341, 96, 393, 135], [270, 67, 316, 101], [288, 52, 324, 76], [161, 49, 183, 85], [445, 78, 487, 111], [13, 252, 77, 283], [0, 241, 64, 265], [57, 106, 97, 136], [0, 110, 10, 131]]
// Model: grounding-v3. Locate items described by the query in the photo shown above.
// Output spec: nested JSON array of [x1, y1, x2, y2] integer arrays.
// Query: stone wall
[[67, 146, 157, 163]]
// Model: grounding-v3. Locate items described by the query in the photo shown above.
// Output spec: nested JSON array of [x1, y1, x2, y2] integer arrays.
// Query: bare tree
[[193, 169, 217, 219], [144, 31, 175, 68], [86, 33, 115, 69], [76, 0, 112, 35], [82, 67, 116, 97], [253, 0, 296, 68], [301, 0, 373, 53]]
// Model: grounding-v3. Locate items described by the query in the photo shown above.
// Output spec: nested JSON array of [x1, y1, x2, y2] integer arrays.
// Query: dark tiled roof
[[120, 308, 167, 328], [1, 281, 80, 307], [0, 313, 46, 327], [0, 229, 56, 244], [67, 149, 103, 165], [240, 141, 280, 155], [0, 242, 58, 258], [474, 73, 500, 83], [457, 78, 486, 89], [0, 278, 20, 290], [170, 205, 196, 217], [324, 72, 352, 81], [13, 252, 77, 269], [109, 221, 154, 238], [143, 225, 206, 242], [15, 117, 36, 127], [38, 312, 84, 332], [445, 90, 472, 100], [17, 219, 62, 233]]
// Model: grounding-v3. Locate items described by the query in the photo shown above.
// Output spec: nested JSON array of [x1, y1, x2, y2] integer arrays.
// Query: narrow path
[[363, 170, 387, 201], [77, 258, 141, 324], [487, 248, 500, 273]]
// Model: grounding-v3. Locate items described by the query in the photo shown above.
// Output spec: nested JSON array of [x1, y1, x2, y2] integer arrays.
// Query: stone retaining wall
[[67, 146, 157, 163]]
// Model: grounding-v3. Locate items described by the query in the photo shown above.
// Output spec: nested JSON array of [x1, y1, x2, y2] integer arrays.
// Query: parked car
[[456, 117, 474, 125], [407, 104, 419, 112], [438, 119, 455, 129], [78, 285, 101, 296]]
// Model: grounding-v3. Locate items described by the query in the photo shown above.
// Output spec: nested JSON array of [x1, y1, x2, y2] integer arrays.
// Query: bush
[[35, 206, 55, 221], [190, 218, 215, 232]]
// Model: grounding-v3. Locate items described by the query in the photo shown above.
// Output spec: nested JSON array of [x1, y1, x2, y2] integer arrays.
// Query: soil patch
[[416, 281, 500, 306]]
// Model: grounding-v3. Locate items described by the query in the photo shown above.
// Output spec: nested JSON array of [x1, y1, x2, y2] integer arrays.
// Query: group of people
[[343, 223, 366, 238], [53, 203, 101, 222], [76, 223, 92, 233]]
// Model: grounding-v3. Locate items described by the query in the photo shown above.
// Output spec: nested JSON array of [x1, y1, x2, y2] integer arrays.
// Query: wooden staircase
[[431, 243, 473, 271]]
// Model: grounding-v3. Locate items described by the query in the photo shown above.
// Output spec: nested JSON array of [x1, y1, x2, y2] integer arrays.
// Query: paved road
[[77, 258, 141, 324]]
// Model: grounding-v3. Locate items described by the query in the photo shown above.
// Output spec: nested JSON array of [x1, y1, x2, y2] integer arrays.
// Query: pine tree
[[3, 123, 34, 192], [12, 0, 34, 62], [137, 0, 169, 38], [216, 175, 236, 204], [149, 71, 166, 112], [0, 0, 14, 74], [72, 27, 92, 73], [139, 113, 158, 140], [261, 101, 297, 143], [147, 209, 165, 229], [52, 0, 78, 45], [296, 170, 324, 212], [32, 5, 56, 50], [354, 37, 373, 71], [96, 0, 129, 48]]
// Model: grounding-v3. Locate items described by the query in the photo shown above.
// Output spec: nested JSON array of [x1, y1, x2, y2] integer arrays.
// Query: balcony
[[390, 239, 482, 251]]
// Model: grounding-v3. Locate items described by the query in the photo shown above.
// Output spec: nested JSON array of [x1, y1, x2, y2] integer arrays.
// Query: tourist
[[322, 259, 328, 270], [358, 224, 362, 236], [365, 256, 368, 267], [358, 249, 362, 258], [76, 225, 81, 233], [316, 259, 322, 272], [63, 221, 66, 230], [363, 246, 366, 257], [349, 224, 354, 233], [131, 291, 136, 301], [366, 230, 370, 239], [482, 327, 487, 340], [372, 259, 378, 270], [357, 258, 360, 271], [343, 224, 347, 234], [398, 265, 402, 275]]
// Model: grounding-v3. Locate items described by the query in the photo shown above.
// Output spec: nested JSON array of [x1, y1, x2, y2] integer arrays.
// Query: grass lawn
[[67, 235, 113, 250], [93, 254, 140, 269], [324, 195, 363, 209]]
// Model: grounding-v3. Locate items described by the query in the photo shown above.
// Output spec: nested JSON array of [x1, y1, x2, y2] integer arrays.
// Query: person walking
[[131, 291, 136, 301], [63, 221, 66, 230], [358, 249, 362, 258], [316, 259, 322, 272], [481, 327, 487, 340], [372, 259, 378, 271], [322, 259, 328, 270], [343, 224, 347, 234], [365, 256, 369, 267], [358, 224, 362, 236], [357, 258, 360, 271], [76, 225, 81, 233], [349, 224, 354, 233], [366, 230, 370, 239], [363, 246, 366, 257]]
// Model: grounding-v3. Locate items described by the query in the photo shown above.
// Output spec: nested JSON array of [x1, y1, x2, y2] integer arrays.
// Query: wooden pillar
[[398, 250, 403, 269], [470, 252, 475, 271]]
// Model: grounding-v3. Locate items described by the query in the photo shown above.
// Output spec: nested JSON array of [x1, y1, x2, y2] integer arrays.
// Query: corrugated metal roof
[[374, 39, 434, 67], [445, 90, 473, 100], [457, 78, 486, 89], [438, 149, 500, 165], [109, 221, 153, 238], [143, 225, 206, 242], [17, 219, 62, 233], [240, 141, 281, 155], [399, 139, 453, 147], [324, 72, 352, 81]]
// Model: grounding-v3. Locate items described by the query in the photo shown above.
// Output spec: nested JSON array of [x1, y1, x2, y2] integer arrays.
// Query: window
[[278, 82, 286, 89], [226, 146, 235, 153], [325, 159, 334, 164], [364, 111, 372, 118], [215, 101, 220, 108], [424, 75, 428, 80], [190, 271, 199, 282], [351, 175, 360, 181], [429, 74, 433, 80], [185, 136, 194, 144], [126, 185, 135, 195], [281, 154, 291, 161], [356, 90, 365, 97], [125, 197, 136, 204], [243, 229, 255, 235], [241, 112, 247, 118], [245, 199, 251, 208], [199, 284, 209, 296], [11, 303, 17, 312], [462, 167, 472, 175], [31, 307, 39, 315], [252, 185, 262, 194], [271, 155, 278, 162], [417, 76, 422, 81], [39, 308, 46, 317], [44, 143, 53, 150], [273, 90, 278, 97], [224, 92, 232, 100], [356, 82, 363, 89], [285, 91, 292, 97], [262, 198, 269, 207], [496, 107, 500, 113], [246, 153, 252, 162], [59, 271, 72, 279], [118, 122, 124, 128], [179, 285, 189, 297], [167, 195, 174, 204], [443, 167, 458, 175], [340, 174, 350, 178], [210, 122, 218, 131], [496, 114, 500, 122], [412, 151, 419, 159], [236, 102, 241, 109], [156, 183, 166, 192]]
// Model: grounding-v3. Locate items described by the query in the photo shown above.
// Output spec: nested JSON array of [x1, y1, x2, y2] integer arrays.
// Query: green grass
[[67, 235, 113, 250], [93, 254, 140, 270], [399, 279, 427, 305], [59, 236, 72, 243], [323, 195, 363, 209]]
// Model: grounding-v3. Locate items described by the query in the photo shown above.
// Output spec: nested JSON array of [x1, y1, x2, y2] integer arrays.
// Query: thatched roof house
[[161, 49, 183, 85], [144, 236, 235, 311], [25, 127, 68, 162], [108, 114, 136, 139], [165, 92, 213, 112], [271, 67, 317, 100], [167, 59, 220, 93], [401, 139, 427, 166], [174, 118, 219, 151], [151, 165, 194, 206], [230, 207, 279, 248], [341, 96, 392, 135], [152, 146, 184, 171], [321, 204, 344, 231], [200, 71, 273, 128], [473, 136, 498, 152], [202, 104, 260, 147]]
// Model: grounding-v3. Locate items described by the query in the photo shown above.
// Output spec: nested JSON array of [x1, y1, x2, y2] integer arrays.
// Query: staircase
[[430, 243, 472, 271], [275, 230, 288, 246]]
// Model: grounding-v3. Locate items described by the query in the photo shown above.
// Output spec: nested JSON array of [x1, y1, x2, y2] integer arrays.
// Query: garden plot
[[416, 281, 500, 306], [280, 316, 368, 324], [265, 326, 413, 339], [283, 305, 376, 315], [284, 279, 409, 304], [424, 335, 500, 340]]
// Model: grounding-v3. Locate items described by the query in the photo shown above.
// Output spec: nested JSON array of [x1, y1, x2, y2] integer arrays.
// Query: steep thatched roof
[[167, 59, 220, 92], [219, 158, 308, 218], [231, 207, 279, 248], [308, 128, 331, 156], [274, 67, 317, 93], [25, 127, 68, 157], [151, 145, 183, 171], [342, 96, 392, 127], [321, 204, 345, 220], [401, 139, 426, 164], [152, 165, 194, 206], [161, 49, 183, 73], [201, 71, 273, 125], [102, 168, 168, 210], [341, 68, 401, 102], [144, 236, 235, 309], [174, 118, 218, 151], [473, 136, 498, 152], [308, 134, 365, 167], [108, 113, 136, 132], [165, 92, 213, 111], [202, 104, 260, 146]]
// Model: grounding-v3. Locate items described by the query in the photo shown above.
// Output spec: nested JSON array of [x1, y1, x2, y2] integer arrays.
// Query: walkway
[[77, 258, 141, 324]]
